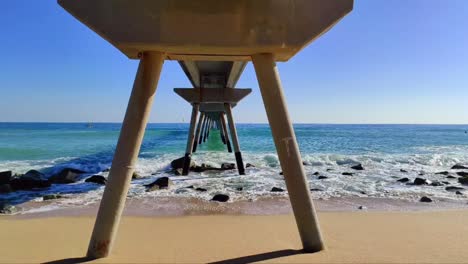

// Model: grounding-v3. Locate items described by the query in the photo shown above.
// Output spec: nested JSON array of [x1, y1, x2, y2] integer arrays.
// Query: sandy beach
[[1, 208, 467, 263]]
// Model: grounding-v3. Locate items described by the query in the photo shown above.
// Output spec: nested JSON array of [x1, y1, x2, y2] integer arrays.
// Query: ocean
[[1, 122, 468, 214]]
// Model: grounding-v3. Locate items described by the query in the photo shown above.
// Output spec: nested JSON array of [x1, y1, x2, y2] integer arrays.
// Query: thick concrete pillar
[[183, 104, 199, 175], [218, 119, 226, 144], [193, 113, 205, 152], [224, 104, 245, 175], [87, 51, 164, 258], [220, 113, 232, 153], [252, 53, 324, 252], [203, 117, 210, 142], [198, 114, 206, 145]]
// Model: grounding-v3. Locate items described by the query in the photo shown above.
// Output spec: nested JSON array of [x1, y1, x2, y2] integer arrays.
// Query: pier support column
[[183, 104, 200, 175], [220, 113, 232, 153], [252, 53, 324, 252], [203, 117, 209, 142], [193, 113, 205, 153], [199, 114, 206, 145], [224, 104, 245, 175], [218, 119, 226, 144], [87, 51, 164, 258]]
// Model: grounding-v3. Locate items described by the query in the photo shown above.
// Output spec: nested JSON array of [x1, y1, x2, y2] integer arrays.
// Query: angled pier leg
[[203, 117, 209, 142], [218, 119, 226, 144], [199, 115, 206, 145], [193, 113, 205, 153], [224, 104, 245, 175], [183, 104, 200, 175], [87, 51, 164, 258], [220, 113, 232, 153], [252, 53, 324, 252]]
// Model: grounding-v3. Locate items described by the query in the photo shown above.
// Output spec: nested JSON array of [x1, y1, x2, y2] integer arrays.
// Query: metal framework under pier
[[58, 0, 354, 259]]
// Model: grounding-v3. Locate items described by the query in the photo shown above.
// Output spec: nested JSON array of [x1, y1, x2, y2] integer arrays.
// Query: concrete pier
[[192, 113, 205, 153], [183, 104, 200, 175], [220, 113, 233, 153], [87, 51, 164, 258], [252, 53, 324, 252], [224, 103, 245, 175]]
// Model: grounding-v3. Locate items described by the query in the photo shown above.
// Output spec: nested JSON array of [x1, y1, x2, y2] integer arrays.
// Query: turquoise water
[[1, 123, 468, 212]]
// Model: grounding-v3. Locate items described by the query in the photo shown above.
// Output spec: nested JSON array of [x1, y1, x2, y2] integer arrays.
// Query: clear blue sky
[[1, 0, 467, 124]]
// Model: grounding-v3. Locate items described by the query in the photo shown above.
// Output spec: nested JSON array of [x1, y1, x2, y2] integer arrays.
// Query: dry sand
[[1, 210, 468, 263]]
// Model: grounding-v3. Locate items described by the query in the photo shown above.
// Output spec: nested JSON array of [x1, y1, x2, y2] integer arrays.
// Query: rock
[[191, 164, 218, 173], [310, 188, 323, 192], [0, 203, 17, 214], [451, 164, 468, 170], [49, 168, 85, 184], [326, 168, 334, 172], [211, 194, 229, 202], [456, 171, 468, 177], [236, 187, 243, 191], [397, 177, 409, 183], [271, 187, 285, 192], [318, 176, 328, 180], [145, 177, 172, 191], [420, 196, 432, 203], [0, 171, 12, 184], [85, 175, 107, 185], [43, 194, 63, 201], [302, 161, 311, 166], [132, 171, 143, 179], [221, 163, 236, 170], [174, 168, 183, 176], [0, 184, 12, 193], [430, 181, 444, 187], [185, 185, 194, 189], [456, 191, 463, 195], [312, 172, 320, 176], [351, 164, 364, 170], [195, 187, 207, 192], [342, 172, 354, 176], [279, 171, 283, 175], [171, 157, 195, 170], [413, 178, 431, 185], [458, 177, 468, 185], [400, 169, 408, 173], [360, 191, 367, 195], [435, 171, 450, 175], [10, 170, 50, 190], [447, 175, 457, 179], [358, 205, 367, 210], [445, 186, 465, 192], [246, 163, 255, 168]]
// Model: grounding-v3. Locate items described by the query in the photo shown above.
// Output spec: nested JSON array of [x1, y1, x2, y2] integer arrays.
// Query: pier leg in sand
[[224, 103, 245, 175], [87, 51, 164, 258], [252, 53, 324, 252], [183, 104, 200, 175], [193, 113, 204, 153], [221, 113, 233, 153]]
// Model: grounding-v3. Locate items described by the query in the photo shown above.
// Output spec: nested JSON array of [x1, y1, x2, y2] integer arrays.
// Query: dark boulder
[[458, 177, 468, 185], [447, 175, 457, 179], [451, 164, 468, 170], [85, 175, 107, 185], [49, 168, 85, 184], [195, 187, 207, 192], [271, 187, 285, 192], [221, 163, 236, 170], [145, 177, 173, 191], [171, 157, 195, 170], [246, 163, 255, 168], [0, 171, 12, 185], [43, 194, 63, 201], [445, 186, 465, 192], [312, 172, 320, 176], [318, 176, 328, 180], [10, 170, 50, 190], [174, 168, 183, 176], [185, 185, 194, 189], [435, 171, 450, 175], [430, 181, 444, 187], [342, 172, 354, 176], [400, 169, 408, 173], [0, 203, 17, 214], [351, 164, 364, 170], [191, 164, 218, 173], [0, 184, 12, 193], [456, 172, 468, 177], [236, 187, 243, 191], [310, 188, 323, 192], [420, 196, 432, 203], [456, 191, 463, 195], [413, 178, 431, 185], [397, 177, 409, 183], [358, 205, 367, 210], [211, 194, 229, 202], [279, 171, 283, 175]]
